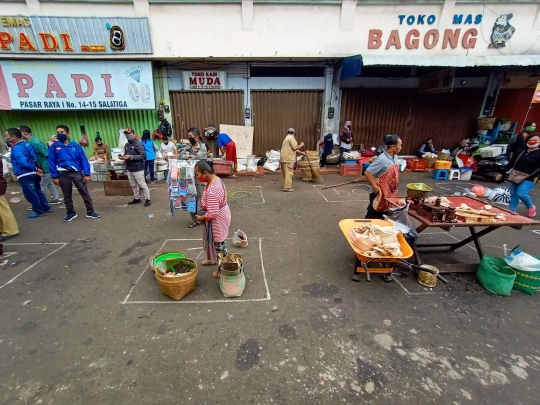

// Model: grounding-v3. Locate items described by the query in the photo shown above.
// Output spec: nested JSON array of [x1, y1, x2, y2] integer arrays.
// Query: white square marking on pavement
[[122, 238, 271, 304], [312, 184, 370, 203], [0, 243, 68, 290]]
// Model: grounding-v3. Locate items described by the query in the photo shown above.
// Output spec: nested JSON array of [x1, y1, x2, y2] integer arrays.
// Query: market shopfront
[[0, 15, 156, 156]]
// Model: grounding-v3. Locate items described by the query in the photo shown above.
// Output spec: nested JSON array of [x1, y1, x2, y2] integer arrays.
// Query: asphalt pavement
[[0, 170, 539, 404]]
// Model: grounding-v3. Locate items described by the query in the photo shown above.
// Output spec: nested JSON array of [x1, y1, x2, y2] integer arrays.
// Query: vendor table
[[386, 196, 539, 273]]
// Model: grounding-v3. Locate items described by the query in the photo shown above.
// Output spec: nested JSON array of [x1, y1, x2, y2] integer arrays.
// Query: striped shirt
[[201, 179, 231, 242]]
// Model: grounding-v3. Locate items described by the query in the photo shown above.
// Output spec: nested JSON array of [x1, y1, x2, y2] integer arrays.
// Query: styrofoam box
[[480, 146, 502, 158], [492, 144, 508, 154]]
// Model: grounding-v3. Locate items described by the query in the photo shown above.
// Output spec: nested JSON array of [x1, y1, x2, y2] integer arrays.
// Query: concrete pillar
[[242, 0, 254, 31], [321, 67, 336, 136], [25, 0, 41, 15], [340, 0, 357, 32], [133, 0, 150, 17], [438, 0, 456, 30]]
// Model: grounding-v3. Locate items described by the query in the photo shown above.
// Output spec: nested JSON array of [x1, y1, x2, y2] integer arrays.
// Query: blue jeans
[[340, 147, 350, 156], [509, 180, 535, 211], [19, 174, 51, 215], [144, 160, 155, 181]]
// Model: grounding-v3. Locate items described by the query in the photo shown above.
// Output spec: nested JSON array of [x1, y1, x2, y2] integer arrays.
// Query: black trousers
[[365, 192, 385, 220], [320, 153, 328, 167], [58, 172, 95, 215]]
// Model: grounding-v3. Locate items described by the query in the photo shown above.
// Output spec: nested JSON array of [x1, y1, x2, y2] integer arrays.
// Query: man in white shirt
[[160, 136, 177, 160]]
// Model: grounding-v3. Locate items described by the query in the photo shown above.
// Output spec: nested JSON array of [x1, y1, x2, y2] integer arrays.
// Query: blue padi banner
[[0, 16, 152, 54]]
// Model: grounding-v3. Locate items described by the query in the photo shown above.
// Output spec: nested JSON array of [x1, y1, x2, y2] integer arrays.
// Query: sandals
[[188, 221, 202, 228], [212, 271, 220, 278], [202, 259, 216, 266]]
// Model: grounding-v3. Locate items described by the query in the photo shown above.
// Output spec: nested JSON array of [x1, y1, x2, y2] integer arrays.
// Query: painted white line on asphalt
[[122, 238, 271, 304], [312, 184, 369, 203], [532, 230, 540, 235], [0, 243, 67, 290], [125, 298, 270, 304], [253, 188, 265, 205], [121, 239, 168, 304]]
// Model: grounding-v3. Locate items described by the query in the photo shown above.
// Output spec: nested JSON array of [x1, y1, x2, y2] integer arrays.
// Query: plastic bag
[[505, 250, 540, 272], [385, 203, 419, 244], [471, 184, 488, 198], [476, 256, 516, 296], [232, 229, 248, 248], [79, 134, 89, 147], [350, 227, 382, 251]]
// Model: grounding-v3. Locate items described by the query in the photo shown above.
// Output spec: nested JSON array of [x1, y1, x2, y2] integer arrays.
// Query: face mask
[[197, 175, 207, 183], [189, 138, 197, 146], [527, 141, 540, 149], [526, 126, 536, 132], [125, 134, 135, 143], [57, 133, 68, 143]]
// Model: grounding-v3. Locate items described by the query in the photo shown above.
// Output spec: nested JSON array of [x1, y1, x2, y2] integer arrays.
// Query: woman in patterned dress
[[195, 160, 232, 277]]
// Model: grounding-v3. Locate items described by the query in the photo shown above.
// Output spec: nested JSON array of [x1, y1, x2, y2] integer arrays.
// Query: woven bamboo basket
[[424, 157, 437, 168], [299, 151, 321, 182], [477, 117, 496, 130], [437, 152, 451, 161], [154, 260, 198, 301]]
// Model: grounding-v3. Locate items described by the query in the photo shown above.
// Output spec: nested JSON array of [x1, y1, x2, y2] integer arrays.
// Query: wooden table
[[386, 196, 539, 273]]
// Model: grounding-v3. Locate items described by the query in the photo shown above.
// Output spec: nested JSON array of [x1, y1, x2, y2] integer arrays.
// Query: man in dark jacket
[[6, 128, 51, 218], [49, 124, 99, 222], [122, 131, 151, 207]]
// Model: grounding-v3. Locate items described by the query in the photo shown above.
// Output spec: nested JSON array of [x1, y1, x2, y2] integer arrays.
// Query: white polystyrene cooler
[[480, 146, 503, 158]]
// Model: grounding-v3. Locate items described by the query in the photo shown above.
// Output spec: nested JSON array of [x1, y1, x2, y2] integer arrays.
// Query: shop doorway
[[169, 91, 244, 156], [251, 90, 323, 156], [340, 88, 484, 155]]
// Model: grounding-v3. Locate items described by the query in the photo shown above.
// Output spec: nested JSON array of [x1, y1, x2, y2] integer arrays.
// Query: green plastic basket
[[150, 252, 186, 273], [512, 256, 540, 295], [476, 256, 516, 296]]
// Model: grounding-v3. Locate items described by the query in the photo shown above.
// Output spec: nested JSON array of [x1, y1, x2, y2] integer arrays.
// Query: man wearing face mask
[[122, 130, 151, 207], [49, 125, 99, 222], [364, 135, 402, 220], [186, 128, 208, 160], [160, 136, 177, 161]]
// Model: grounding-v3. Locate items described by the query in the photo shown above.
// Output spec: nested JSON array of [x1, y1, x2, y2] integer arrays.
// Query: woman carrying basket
[[194, 160, 232, 277], [502, 133, 540, 217]]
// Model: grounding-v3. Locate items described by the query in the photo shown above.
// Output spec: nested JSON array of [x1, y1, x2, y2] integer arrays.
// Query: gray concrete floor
[[0, 171, 539, 404]]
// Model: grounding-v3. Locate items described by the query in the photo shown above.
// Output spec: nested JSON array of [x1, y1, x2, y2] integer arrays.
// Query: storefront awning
[[361, 55, 540, 67]]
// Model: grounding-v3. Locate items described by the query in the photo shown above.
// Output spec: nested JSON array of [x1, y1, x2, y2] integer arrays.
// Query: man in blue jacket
[[49, 125, 99, 222], [6, 128, 51, 218]]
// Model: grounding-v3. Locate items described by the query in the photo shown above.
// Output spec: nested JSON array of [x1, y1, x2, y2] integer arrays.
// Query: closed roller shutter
[[169, 91, 244, 156], [340, 88, 484, 155], [251, 90, 323, 156]]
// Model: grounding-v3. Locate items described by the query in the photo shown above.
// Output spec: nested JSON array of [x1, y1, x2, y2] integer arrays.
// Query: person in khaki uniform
[[280, 128, 306, 192], [0, 156, 19, 241]]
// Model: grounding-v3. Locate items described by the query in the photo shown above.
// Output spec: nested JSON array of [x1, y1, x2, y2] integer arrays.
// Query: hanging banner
[[0, 60, 155, 110], [182, 71, 227, 90], [531, 82, 540, 104], [418, 68, 455, 95]]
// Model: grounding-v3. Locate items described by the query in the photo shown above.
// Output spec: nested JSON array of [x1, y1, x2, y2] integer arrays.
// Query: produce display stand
[[339, 219, 413, 282], [386, 196, 539, 273]]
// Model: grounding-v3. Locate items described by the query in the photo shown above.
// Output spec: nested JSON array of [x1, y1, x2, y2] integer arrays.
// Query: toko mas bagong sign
[[0, 60, 155, 110]]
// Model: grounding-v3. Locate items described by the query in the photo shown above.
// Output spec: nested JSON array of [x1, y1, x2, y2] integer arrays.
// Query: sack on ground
[[233, 229, 248, 248], [219, 254, 246, 298], [263, 160, 280, 172]]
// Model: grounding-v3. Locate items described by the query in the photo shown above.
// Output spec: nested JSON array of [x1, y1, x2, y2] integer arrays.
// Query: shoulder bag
[[507, 151, 538, 184]]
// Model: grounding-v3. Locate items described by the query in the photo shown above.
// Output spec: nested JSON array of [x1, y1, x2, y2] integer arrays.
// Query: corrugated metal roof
[[0, 109, 159, 157], [362, 55, 540, 67]]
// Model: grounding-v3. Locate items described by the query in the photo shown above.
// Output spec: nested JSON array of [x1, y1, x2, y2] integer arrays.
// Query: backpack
[[157, 119, 172, 138]]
